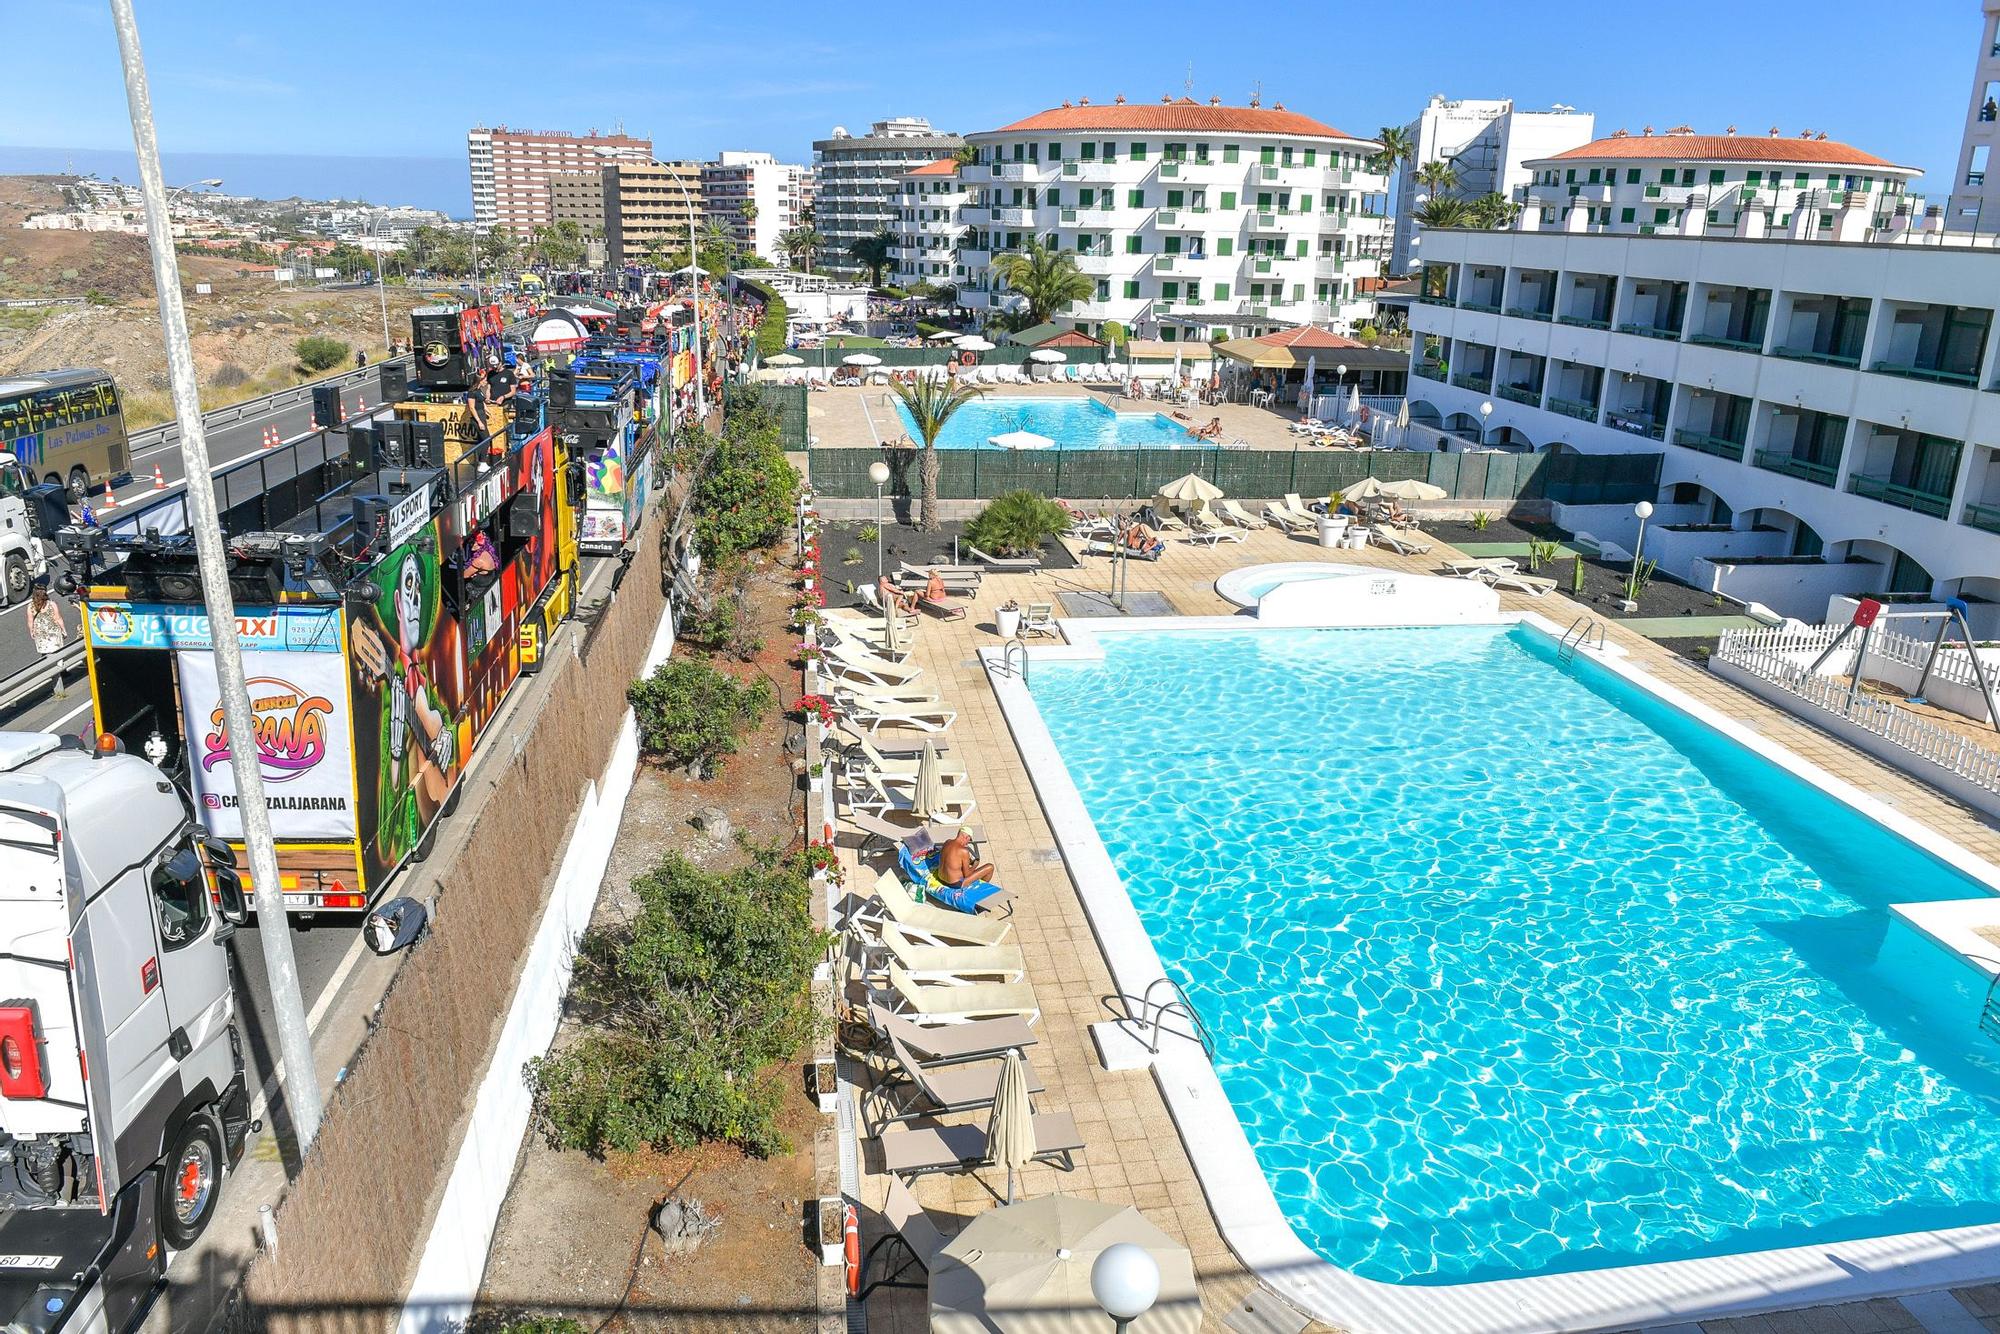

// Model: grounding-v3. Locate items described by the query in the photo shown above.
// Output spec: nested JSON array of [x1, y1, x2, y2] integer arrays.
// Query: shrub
[[965, 490, 1070, 556], [210, 363, 250, 388], [1357, 323, 1380, 344], [858, 523, 880, 543], [689, 389, 801, 563], [739, 277, 788, 361], [1525, 538, 1560, 572], [527, 846, 828, 1158], [1469, 510, 1493, 532], [676, 591, 738, 652], [294, 334, 350, 374], [627, 658, 772, 771], [1570, 555, 1586, 595], [842, 546, 862, 565]]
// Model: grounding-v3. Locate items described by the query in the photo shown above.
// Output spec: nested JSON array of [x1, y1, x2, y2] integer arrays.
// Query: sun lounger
[[900, 562, 983, 584], [882, 963, 1039, 1025], [835, 691, 958, 735], [863, 872, 1013, 947], [877, 1110, 1082, 1178], [1083, 538, 1164, 561], [1479, 567, 1558, 596], [1189, 510, 1245, 543], [851, 770, 976, 822], [1441, 557, 1517, 579], [966, 544, 1041, 573], [846, 809, 991, 860], [1020, 603, 1057, 637], [854, 921, 1026, 983], [1368, 525, 1434, 556], [1282, 494, 1321, 526], [845, 735, 967, 782], [894, 842, 1012, 917], [1220, 499, 1266, 529], [880, 1033, 1044, 1116], [868, 1001, 1035, 1059], [915, 595, 966, 621], [856, 1175, 949, 1300], [823, 648, 924, 688], [1264, 503, 1313, 533], [820, 622, 917, 662]]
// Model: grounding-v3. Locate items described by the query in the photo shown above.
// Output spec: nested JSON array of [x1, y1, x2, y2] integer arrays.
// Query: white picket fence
[[1716, 627, 2000, 794]]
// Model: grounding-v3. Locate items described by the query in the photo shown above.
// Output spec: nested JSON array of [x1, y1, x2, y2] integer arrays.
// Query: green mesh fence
[[765, 385, 809, 450], [805, 445, 1663, 505], [786, 344, 1109, 369]]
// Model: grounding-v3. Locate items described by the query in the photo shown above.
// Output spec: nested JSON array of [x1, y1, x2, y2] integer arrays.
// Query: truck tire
[[1, 554, 26, 605], [159, 1114, 224, 1249]]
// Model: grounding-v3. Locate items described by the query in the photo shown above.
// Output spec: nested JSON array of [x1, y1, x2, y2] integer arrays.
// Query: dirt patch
[[475, 545, 820, 1331], [817, 516, 1077, 611], [1425, 516, 1569, 548]]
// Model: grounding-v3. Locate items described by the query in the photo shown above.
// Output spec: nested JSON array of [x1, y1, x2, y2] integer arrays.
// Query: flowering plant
[[798, 641, 824, 663], [794, 694, 836, 727], [802, 840, 843, 885]]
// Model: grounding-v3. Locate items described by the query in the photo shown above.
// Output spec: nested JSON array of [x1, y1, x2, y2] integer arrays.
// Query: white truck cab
[[0, 451, 63, 604], [0, 732, 250, 1334]]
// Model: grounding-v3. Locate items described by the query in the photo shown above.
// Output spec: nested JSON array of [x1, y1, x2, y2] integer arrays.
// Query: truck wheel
[[159, 1115, 224, 1249], [1, 554, 26, 605]]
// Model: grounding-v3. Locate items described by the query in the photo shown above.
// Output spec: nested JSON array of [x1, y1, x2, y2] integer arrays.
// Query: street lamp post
[[1091, 1243, 1161, 1334], [370, 216, 391, 356], [868, 460, 890, 580], [1627, 499, 1655, 610], [668, 173, 707, 428], [1479, 399, 1494, 445]]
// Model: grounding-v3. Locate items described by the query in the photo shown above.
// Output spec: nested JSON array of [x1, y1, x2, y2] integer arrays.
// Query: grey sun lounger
[[844, 808, 989, 856], [966, 544, 1042, 573], [868, 1002, 1036, 1060], [856, 1175, 948, 1300], [882, 1032, 1046, 1116], [878, 1110, 1084, 1178]]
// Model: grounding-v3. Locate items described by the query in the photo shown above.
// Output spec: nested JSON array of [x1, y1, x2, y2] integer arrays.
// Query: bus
[[0, 368, 132, 500]]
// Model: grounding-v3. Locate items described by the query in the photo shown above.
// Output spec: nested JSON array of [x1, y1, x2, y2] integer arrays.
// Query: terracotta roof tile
[[988, 98, 1366, 144], [904, 159, 961, 178], [1539, 133, 1908, 170], [1253, 326, 1367, 350]]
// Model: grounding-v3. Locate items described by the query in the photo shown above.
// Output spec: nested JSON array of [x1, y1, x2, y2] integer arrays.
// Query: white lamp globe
[[1091, 1242, 1161, 1322], [868, 461, 891, 486], [1634, 500, 1655, 520], [1479, 400, 1494, 419]]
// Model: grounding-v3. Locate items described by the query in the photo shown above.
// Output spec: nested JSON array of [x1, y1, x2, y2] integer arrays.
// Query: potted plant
[[996, 598, 1022, 638], [807, 1059, 839, 1114], [816, 1197, 846, 1266]]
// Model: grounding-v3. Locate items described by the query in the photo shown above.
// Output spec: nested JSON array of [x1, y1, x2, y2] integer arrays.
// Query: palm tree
[[848, 230, 895, 286], [1370, 124, 1415, 177], [1413, 159, 1461, 197], [1465, 192, 1520, 231], [1413, 197, 1471, 229], [778, 226, 823, 273], [952, 145, 980, 167], [889, 374, 985, 532], [990, 239, 1095, 326]]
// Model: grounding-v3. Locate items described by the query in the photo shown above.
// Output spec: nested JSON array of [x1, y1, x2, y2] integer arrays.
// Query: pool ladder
[[1558, 615, 1607, 666], [1138, 975, 1216, 1059], [997, 636, 1029, 684], [1979, 969, 2000, 1044]]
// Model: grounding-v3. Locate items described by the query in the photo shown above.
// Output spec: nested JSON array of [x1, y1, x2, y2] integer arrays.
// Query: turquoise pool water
[[890, 395, 1193, 450], [1029, 624, 2000, 1286]]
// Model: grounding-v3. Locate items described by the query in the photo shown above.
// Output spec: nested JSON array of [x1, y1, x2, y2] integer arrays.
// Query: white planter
[[816, 1197, 846, 1266], [996, 606, 1022, 638]]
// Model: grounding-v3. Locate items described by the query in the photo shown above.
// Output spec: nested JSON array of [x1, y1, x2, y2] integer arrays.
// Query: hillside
[[0, 174, 428, 426]]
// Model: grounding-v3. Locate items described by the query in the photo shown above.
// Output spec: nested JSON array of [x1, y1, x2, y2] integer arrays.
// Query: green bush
[[527, 846, 828, 1158], [627, 658, 772, 770], [965, 490, 1070, 556], [294, 334, 350, 374], [689, 390, 801, 563], [494, 1319, 584, 1334], [740, 277, 788, 361]]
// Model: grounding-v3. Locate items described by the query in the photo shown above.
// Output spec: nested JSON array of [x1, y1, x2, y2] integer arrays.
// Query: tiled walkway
[[807, 381, 1324, 451], [835, 520, 2000, 1334]]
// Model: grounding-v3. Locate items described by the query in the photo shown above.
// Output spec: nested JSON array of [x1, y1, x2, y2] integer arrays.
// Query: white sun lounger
[[851, 770, 976, 822], [1220, 499, 1267, 529], [845, 734, 967, 782], [1264, 502, 1314, 532], [823, 648, 925, 689], [1479, 567, 1558, 596], [1282, 494, 1321, 526], [876, 1107, 1082, 1178], [1188, 510, 1245, 543], [867, 1002, 1036, 1058], [882, 963, 1039, 1025], [863, 871, 1013, 947], [1368, 525, 1434, 556], [852, 921, 1026, 983], [1441, 557, 1517, 579]]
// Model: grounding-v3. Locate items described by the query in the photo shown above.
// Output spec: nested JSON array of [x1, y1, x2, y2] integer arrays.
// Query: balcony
[[1554, 312, 1612, 331], [1617, 321, 1682, 342], [1451, 371, 1494, 392], [1504, 305, 1553, 322], [1458, 299, 1502, 314], [1963, 502, 2000, 534], [1155, 208, 1208, 228], [1548, 396, 1600, 422], [1061, 160, 1120, 180], [1314, 256, 1346, 278], [1870, 359, 1979, 386], [1155, 255, 1180, 272], [1252, 211, 1284, 230], [1159, 162, 1182, 179], [1413, 361, 1447, 382], [1754, 450, 1839, 486], [1605, 410, 1666, 440], [1257, 165, 1283, 182], [1770, 345, 1861, 368], [1687, 332, 1763, 352], [992, 207, 1035, 226], [1673, 429, 1747, 462], [1076, 252, 1114, 274], [1496, 384, 1541, 407], [1847, 473, 1954, 518], [1248, 255, 1286, 275]]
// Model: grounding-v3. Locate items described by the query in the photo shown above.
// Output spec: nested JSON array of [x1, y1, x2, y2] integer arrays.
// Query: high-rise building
[[1390, 97, 1595, 275], [546, 170, 609, 267], [466, 126, 652, 235], [958, 96, 1389, 340], [813, 118, 965, 275], [1949, 1, 2000, 225], [700, 152, 815, 262], [602, 160, 705, 267], [890, 160, 970, 287]]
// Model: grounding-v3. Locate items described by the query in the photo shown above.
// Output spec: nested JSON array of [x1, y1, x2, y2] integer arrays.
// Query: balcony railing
[[1770, 345, 1861, 368], [1688, 332, 1763, 352], [1253, 211, 1283, 229], [1412, 361, 1447, 382], [1258, 165, 1281, 182], [1547, 396, 1600, 421], [1606, 410, 1666, 440], [1496, 384, 1541, 406], [1458, 299, 1502, 314], [1155, 255, 1178, 272], [1504, 305, 1553, 322], [1754, 449, 1839, 486], [1963, 502, 2000, 534], [1451, 371, 1493, 392], [1160, 162, 1181, 179], [1673, 429, 1747, 462], [1617, 322, 1682, 341], [1554, 312, 1612, 330], [1870, 360, 1979, 386], [1847, 473, 1954, 518]]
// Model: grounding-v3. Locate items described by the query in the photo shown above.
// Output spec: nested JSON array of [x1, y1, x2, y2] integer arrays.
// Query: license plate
[[0, 1254, 59, 1269], [283, 893, 312, 908]]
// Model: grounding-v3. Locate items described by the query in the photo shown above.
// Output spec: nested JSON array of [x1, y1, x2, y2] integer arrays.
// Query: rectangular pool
[[889, 394, 1193, 450], [1027, 623, 2000, 1287]]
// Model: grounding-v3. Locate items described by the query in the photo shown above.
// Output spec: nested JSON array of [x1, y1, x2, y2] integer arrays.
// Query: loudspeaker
[[23, 483, 68, 540], [351, 495, 391, 551], [311, 385, 341, 429], [407, 419, 446, 469], [346, 422, 377, 474], [412, 311, 469, 390], [511, 395, 541, 434], [507, 490, 540, 539], [547, 369, 575, 412], [122, 554, 205, 603], [227, 561, 284, 606], [379, 362, 409, 403], [373, 420, 410, 470]]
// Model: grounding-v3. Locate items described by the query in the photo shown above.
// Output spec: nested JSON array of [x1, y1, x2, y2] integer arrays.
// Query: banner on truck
[[177, 649, 358, 840], [87, 602, 341, 654]]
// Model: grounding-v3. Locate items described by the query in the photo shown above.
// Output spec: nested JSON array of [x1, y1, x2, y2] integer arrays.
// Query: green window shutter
[[1081, 141, 1096, 160], [1164, 235, 1181, 254], [1588, 168, 1601, 183], [1293, 284, 1304, 301], [1162, 280, 1179, 299], [1295, 239, 1307, 257], [1223, 144, 1239, 163], [1048, 142, 1061, 160], [1794, 172, 1808, 187], [1123, 280, 1140, 298], [1566, 168, 1577, 184], [1862, 176, 1874, 190], [1048, 188, 1061, 207], [1131, 141, 1147, 160], [1826, 174, 1838, 188], [1746, 170, 1762, 186], [1706, 209, 1719, 223], [1128, 189, 1144, 208], [1079, 188, 1094, 207], [1126, 235, 1142, 254], [1681, 169, 1694, 185], [1299, 194, 1312, 213], [1621, 207, 1636, 223], [1708, 169, 1725, 185], [1257, 192, 1273, 208], [1214, 282, 1229, 299], [1167, 189, 1184, 207], [1317, 282, 1330, 299], [1626, 168, 1640, 184], [1661, 168, 1675, 183], [1304, 148, 1316, 166], [1654, 208, 1670, 224], [1261, 146, 1276, 165], [1217, 237, 1234, 256], [1103, 141, 1117, 161], [1220, 190, 1236, 210]]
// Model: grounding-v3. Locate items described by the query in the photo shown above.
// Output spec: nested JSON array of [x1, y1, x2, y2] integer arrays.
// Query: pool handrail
[[1559, 614, 1607, 664], [1140, 973, 1216, 1059]]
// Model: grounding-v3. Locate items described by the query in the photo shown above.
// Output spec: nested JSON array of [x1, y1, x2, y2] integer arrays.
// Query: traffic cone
[[357, 394, 367, 412], [262, 426, 277, 449], [151, 464, 165, 490], [99, 480, 117, 511], [339, 402, 348, 423]]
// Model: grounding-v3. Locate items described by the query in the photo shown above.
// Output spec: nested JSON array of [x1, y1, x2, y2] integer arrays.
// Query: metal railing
[[124, 355, 410, 455], [1716, 628, 2000, 794], [1847, 473, 1954, 518], [1138, 975, 1215, 1058], [0, 644, 86, 717]]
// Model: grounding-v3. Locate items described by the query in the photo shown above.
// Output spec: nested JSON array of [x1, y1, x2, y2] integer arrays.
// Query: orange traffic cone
[[263, 426, 277, 449], [99, 480, 117, 511], [339, 401, 348, 423], [357, 394, 367, 411], [151, 464, 166, 490]]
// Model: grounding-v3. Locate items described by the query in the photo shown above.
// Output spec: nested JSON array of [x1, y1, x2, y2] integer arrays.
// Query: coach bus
[[0, 368, 132, 500]]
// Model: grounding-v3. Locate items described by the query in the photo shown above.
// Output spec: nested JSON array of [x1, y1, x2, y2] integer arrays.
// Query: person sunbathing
[[878, 576, 920, 615], [1119, 521, 1164, 557], [1193, 417, 1224, 439], [924, 571, 947, 604], [937, 831, 996, 892]]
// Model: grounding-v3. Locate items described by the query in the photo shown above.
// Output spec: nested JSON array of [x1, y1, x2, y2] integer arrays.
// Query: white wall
[[1695, 556, 1884, 619]]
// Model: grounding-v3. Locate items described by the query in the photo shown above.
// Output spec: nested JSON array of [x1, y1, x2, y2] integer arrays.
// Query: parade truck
[[64, 344, 579, 917], [551, 359, 656, 556], [0, 451, 71, 603], [0, 731, 253, 1333]]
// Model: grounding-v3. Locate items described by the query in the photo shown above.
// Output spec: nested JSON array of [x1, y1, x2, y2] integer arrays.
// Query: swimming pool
[[888, 395, 1193, 450], [1214, 561, 1365, 606], [1024, 623, 2000, 1292]]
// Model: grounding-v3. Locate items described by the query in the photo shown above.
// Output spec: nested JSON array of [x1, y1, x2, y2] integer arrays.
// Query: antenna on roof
[[1250, 79, 1262, 109], [1815, 131, 1829, 141], [1185, 62, 1194, 97]]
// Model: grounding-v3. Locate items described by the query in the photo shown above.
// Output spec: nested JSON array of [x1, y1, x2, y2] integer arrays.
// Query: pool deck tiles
[[836, 519, 2000, 1334]]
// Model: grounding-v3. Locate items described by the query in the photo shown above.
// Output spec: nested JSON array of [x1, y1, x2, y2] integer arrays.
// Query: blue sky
[[3, 0, 1980, 189]]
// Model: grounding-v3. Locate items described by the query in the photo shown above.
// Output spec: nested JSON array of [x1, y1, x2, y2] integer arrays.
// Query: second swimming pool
[[889, 395, 1193, 449], [1027, 623, 2000, 1286]]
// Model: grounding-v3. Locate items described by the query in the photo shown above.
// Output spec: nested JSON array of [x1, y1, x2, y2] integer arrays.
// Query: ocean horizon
[[0, 144, 468, 218]]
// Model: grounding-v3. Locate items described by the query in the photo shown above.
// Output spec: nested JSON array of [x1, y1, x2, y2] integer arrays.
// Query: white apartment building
[[466, 126, 653, 235], [1390, 97, 1595, 276], [1406, 226, 2000, 624], [701, 152, 814, 262], [1951, 1, 2000, 224], [1513, 129, 1924, 241], [890, 160, 970, 287], [813, 118, 965, 276], [958, 96, 1388, 341]]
